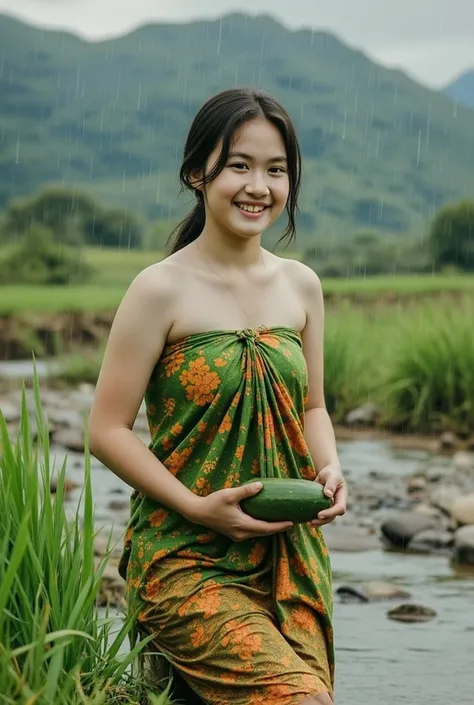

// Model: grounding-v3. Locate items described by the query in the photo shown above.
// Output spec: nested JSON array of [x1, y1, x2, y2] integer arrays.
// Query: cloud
[[0, 0, 472, 86]]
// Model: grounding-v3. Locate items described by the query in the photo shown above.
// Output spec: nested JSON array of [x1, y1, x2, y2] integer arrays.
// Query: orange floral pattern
[[179, 356, 221, 405], [119, 326, 334, 704]]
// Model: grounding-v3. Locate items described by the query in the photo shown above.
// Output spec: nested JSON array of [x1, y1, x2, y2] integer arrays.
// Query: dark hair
[[167, 88, 302, 254]]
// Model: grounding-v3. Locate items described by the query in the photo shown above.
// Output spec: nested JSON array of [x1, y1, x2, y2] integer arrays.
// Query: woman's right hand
[[186, 482, 293, 542]]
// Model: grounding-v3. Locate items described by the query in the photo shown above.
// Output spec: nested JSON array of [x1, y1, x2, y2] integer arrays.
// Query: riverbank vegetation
[[0, 379, 174, 704], [47, 295, 473, 438]]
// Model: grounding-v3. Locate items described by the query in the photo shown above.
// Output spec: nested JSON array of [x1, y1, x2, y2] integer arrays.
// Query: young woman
[[89, 88, 347, 705]]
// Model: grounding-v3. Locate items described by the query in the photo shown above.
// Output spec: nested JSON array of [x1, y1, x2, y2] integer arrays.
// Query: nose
[[244, 170, 270, 197]]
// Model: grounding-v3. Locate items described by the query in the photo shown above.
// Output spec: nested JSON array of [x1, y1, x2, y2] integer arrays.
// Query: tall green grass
[[0, 374, 174, 704], [323, 297, 474, 433], [380, 300, 474, 434], [48, 296, 474, 435], [323, 309, 371, 420]]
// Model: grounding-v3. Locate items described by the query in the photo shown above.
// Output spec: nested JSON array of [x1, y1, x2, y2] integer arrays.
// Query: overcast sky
[[1, 0, 473, 87]]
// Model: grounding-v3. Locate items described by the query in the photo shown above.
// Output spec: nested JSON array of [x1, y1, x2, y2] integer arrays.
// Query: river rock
[[344, 403, 381, 427], [94, 535, 124, 560], [45, 407, 84, 430], [453, 526, 474, 566], [0, 401, 20, 423], [424, 465, 454, 484], [408, 528, 454, 554], [336, 581, 411, 603], [438, 431, 460, 452], [50, 476, 77, 495], [413, 503, 444, 519], [428, 485, 463, 515], [322, 523, 382, 552], [52, 428, 85, 453], [387, 604, 437, 623], [405, 476, 427, 494], [451, 494, 474, 526], [453, 451, 474, 474], [108, 499, 131, 511], [69, 384, 96, 411], [97, 561, 126, 608], [466, 437, 474, 452], [380, 512, 439, 549]]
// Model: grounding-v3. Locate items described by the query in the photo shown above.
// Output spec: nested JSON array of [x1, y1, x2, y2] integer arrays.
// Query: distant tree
[[429, 200, 474, 271], [82, 207, 142, 249], [303, 230, 430, 277], [3, 187, 143, 249], [0, 225, 94, 285], [4, 187, 95, 245]]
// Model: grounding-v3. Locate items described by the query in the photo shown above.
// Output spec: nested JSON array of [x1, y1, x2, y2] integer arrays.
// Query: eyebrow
[[228, 151, 288, 163]]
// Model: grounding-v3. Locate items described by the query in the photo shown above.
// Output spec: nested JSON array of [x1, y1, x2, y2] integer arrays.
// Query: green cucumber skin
[[240, 478, 333, 523]]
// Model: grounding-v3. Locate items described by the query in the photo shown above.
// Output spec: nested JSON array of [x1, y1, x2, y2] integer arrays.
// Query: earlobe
[[189, 170, 204, 191]]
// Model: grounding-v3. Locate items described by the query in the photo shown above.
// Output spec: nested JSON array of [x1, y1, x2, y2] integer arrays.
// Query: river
[[1, 360, 473, 704], [62, 438, 473, 705]]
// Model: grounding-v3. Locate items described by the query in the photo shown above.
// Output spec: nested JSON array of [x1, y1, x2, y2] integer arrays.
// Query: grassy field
[[1, 246, 474, 314]]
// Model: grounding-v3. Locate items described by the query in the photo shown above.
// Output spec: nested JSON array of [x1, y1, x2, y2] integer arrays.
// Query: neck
[[195, 225, 263, 269]]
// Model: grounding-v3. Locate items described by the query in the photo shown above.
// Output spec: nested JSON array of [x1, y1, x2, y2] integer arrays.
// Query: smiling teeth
[[237, 204, 266, 213]]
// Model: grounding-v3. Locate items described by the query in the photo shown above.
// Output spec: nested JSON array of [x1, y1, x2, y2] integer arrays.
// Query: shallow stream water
[[77, 438, 474, 705], [1, 360, 473, 704]]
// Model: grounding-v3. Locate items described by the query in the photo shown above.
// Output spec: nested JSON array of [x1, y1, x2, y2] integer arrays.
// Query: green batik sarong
[[119, 326, 334, 704]]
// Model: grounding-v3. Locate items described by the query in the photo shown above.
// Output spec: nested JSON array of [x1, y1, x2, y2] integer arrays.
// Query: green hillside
[[1, 11, 474, 242], [445, 70, 474, 109]]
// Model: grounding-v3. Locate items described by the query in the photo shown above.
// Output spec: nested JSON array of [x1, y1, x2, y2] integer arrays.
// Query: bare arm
[[88, 266, 201, 520], [299, 266, 341, 472], [293, 262, 347, 524]]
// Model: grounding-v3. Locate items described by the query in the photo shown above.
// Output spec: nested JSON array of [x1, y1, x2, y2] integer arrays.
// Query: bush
[[380, 300, 474, 434], [429, 200, 474, 271], [0, 225, 95, 285], [303, 233, 431, 278], [3, 186, 143, 250], [0, 375, 175, 704]]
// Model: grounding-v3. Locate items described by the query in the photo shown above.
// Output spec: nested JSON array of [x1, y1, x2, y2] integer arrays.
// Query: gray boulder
[[380, 511, 439, 550]]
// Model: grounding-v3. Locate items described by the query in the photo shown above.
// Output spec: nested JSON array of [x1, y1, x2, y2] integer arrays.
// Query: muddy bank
[[0, 311, 114, 360], [0, 287, 469, 361]]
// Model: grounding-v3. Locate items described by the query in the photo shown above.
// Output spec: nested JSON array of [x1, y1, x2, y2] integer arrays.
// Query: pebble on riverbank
[[387, 604, 437, 624], [336, 581, 412, 603]]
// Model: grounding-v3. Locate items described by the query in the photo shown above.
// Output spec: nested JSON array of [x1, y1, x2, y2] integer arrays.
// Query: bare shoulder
[[273, 254, 323, 302], [105, 257, 184, 351], [123, 258, 177, 306]]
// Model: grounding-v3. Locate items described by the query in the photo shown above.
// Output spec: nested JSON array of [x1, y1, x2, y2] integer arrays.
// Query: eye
[[229, 162, 248, 170], [269, 166, 286, 174]]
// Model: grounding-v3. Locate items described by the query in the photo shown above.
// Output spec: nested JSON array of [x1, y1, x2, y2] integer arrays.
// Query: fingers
[[310, 483, 347, 527], [230, 482, 263, 501], [237, 517, 294, 540], [232, 516, 293, 541], [316, 471, 342, 500]]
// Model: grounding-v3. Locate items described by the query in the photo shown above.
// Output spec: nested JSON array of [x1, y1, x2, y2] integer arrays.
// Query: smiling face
[[200, 117, 290, 241]]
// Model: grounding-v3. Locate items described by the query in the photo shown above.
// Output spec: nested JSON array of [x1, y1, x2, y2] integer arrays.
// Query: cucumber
[[240, 478, 333, 523]]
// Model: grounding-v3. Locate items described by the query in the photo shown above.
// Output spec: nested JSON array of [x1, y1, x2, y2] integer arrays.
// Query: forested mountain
[[445, 70, 474, 109], [1, 12, 474, 241]]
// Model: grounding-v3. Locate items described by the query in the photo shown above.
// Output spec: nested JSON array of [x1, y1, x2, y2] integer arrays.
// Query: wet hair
[[167, 88, 302, 254]]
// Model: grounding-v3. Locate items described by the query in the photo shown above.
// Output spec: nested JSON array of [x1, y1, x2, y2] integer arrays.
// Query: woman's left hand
[[310, 464, 347, 526]]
